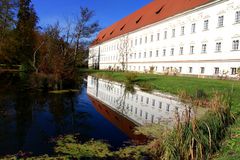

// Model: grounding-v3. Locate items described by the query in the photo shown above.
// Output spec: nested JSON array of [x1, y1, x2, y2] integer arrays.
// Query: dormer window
[[110, 30, 114, 35], [102, 34, 106, 39], [155, 6, 164, 14], [120, 24, 126, 31], [136, 16, 142, 24]]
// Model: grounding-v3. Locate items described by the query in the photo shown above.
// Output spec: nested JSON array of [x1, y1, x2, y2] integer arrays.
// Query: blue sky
[[32, 0, 153, 30]]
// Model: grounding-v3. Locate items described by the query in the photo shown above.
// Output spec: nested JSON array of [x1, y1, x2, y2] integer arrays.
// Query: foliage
[[0, 0, 18, 64], [15, 0, 38, 71], [149, 66, 155, 74], [124, 72, 138, 83], [55, 135, 112, 159], [115, 145, 149, 160]]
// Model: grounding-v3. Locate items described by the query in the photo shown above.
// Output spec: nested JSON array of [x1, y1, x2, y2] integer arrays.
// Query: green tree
[[16, 0, 38, 71], [0, 0, 17, 63]]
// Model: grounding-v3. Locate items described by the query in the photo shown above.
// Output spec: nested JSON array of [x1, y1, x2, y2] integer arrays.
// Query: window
[[141, 96, 143, 102], [144, 52, 146, 58], [191, 23, 196, 33], [135, 39, 137, 46], [138, 66, 140, 71], [140, 110, 143, 117], [163, 49, 166, 56], [200, 67, 205, 74], [149, 51, 152, 57], [231, 68, 237, 75], [145, 36, 148, 43], [203, 20, 209, 30], [235, 11, 240, 23], [189, 67, 193, 73], [170, 48, 174, 56], [159, 102, 162, 109], [157, 33, 160, 41], [202, 44, 207, 53], [156, 50, 159, 57], [232, 40, 239, 51], [181, 26, 185, 35], [151, 35, 154, 42], [166, 104, 170, 112], [151, 115, 154, 123], [179, 67, 182, 73], [164, 31, 167, 39], [179, 47, 184, 55], [146, 97, 149, 104], [135, 108, 138, 114], [218, 16, 224, 27], [139, 52, 141, 58], [136, 16, 142, 24], [140, 38, 142, 44], [145, 112, 148, 120], [152, 99, 155, 106], [134, 53, 136, 59], [190, 46, 194, 54], [172, 29, 175, 37], [214, 67, 220, 75], [216, 42, 222, 52]]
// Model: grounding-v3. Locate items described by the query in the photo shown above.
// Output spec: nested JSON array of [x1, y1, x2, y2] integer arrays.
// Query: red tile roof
[[92, 0, 212, 46]]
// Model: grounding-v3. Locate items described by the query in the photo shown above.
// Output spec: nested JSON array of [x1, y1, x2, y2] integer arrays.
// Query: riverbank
[[86, 69, 240, 160]]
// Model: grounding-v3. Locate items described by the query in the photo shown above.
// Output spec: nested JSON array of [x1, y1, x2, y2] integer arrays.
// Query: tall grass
[[135, 92, 234, 160]]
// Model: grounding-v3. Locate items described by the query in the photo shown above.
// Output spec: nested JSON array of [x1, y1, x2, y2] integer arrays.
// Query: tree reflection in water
[[0, 73, 130, 157]]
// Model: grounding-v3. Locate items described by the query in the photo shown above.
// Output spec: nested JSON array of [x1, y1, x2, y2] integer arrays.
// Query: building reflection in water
[[87, 76, 194, 129]]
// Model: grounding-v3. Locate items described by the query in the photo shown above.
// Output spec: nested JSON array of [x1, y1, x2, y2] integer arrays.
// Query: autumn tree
[[16, 0, 38, 71]]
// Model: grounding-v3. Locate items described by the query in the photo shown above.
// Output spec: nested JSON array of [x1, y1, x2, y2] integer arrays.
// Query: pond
[[0, 73, 196, 157]]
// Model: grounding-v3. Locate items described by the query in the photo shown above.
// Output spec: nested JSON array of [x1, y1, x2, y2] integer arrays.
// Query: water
[[0, 73, 130, 157], [0, 73, 195, 157]]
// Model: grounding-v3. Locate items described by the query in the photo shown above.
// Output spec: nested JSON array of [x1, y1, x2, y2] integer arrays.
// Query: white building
[[87, 76, 196, 126], [89, 0, 240, 77]]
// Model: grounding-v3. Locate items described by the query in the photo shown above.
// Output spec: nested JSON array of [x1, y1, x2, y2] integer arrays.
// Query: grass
[[86, 70, 240, 159]]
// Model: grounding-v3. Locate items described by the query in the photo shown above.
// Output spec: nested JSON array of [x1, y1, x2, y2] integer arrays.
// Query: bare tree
[[118, 34, 131, 71]]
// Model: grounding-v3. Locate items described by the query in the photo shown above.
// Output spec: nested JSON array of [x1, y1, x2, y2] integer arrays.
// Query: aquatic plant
[[54, 135, 112, 159]]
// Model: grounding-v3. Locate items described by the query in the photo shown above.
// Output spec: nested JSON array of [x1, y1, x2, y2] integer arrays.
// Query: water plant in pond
[[55, 135, 112, 159]]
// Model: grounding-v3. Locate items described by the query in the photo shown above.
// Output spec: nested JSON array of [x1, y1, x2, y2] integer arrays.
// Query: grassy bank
[[87, 70, 240, 159]]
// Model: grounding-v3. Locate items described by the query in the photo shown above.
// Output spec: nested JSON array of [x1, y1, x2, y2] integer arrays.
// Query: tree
[[72, 7, 100, 67], [0, 0, 18, 63], [118, 34, 131, 71], [16, 0, 38, 71]]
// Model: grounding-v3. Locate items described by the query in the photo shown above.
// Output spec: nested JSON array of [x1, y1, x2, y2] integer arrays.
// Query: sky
[[32, 0, 153, 30]]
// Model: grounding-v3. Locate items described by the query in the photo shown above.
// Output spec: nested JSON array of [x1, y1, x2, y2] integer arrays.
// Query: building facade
[[89, 0, 240, 77]]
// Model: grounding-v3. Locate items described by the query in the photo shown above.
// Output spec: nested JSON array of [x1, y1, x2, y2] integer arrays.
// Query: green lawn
[[85, 70, 240, 159]]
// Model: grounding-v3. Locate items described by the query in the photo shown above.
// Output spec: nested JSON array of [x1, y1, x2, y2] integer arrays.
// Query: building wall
[[89, 0, 240, 77]]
